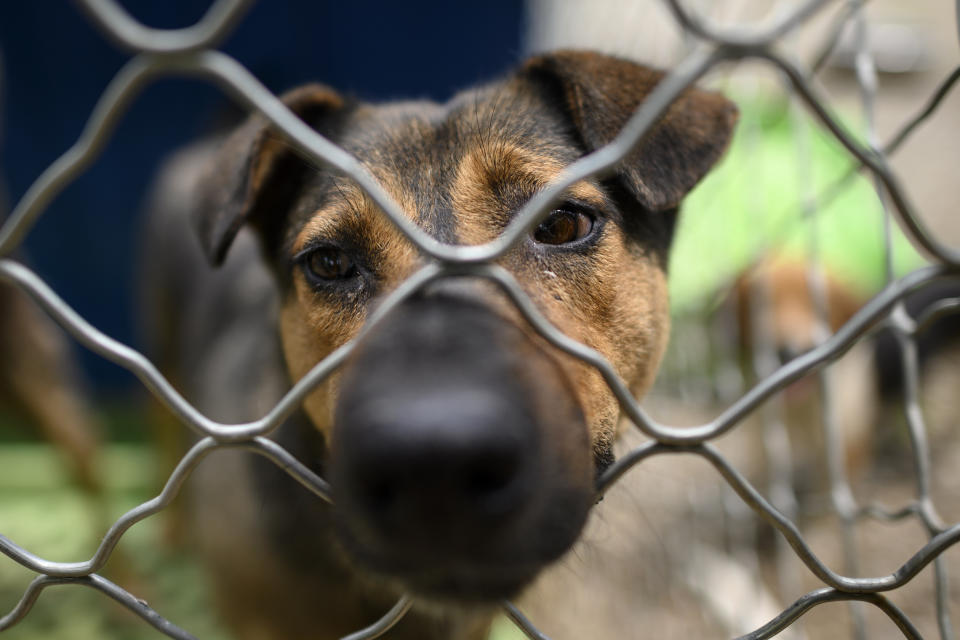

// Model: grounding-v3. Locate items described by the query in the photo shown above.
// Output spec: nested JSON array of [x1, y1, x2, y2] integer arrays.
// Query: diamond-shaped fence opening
[[1, 1, 960, 639]]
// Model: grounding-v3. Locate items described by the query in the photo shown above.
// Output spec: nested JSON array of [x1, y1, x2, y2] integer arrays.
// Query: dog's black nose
[[335, 386, 536, 539], [329, 294, 594, 601]]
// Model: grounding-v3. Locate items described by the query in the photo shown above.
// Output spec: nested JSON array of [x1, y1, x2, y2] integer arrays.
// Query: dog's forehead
[[289, 83, 594, 247], [343, 83, 576, 161]]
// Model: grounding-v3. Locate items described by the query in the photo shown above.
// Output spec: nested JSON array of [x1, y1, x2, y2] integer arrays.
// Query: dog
[[0, 270, 102, 493], [730, 256, 876, 497], [142, 50, 737, 639], [732, 258, 960, 495], [725, 261, 960, 638]]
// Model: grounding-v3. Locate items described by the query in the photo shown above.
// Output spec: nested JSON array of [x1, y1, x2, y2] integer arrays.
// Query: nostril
[[462, 446, 523, 506], [335, 388, 539, 531], [465, 461, 514, 497], [363, 475, 398, 513]]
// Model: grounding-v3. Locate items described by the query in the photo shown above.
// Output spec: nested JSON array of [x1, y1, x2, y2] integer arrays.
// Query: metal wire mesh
[[1, 1, 959, 638]]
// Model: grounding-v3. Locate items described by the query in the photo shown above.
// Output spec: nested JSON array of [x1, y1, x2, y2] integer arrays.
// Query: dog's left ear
[[193, 84, 347, 266], [520, 50, 738, 211]]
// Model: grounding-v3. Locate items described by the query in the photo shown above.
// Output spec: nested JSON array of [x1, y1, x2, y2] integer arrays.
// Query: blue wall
[[0, 1, 525, 393]]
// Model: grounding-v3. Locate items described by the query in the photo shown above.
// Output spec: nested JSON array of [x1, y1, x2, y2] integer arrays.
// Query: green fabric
[[668, 96, 927, 315]]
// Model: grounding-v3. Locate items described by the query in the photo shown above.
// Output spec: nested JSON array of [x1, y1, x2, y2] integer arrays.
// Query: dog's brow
[[293, 212, 338, 254], [293, 209, 363, 256], [290, 179, 370, 251], [511, 173, 614, 215], [561, 181, 608, 208], [453, 142, 611, 214]]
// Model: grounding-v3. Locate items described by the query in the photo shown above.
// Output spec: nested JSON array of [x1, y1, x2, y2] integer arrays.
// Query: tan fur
[[451, 142, 607, 246], [283, 179, 422, 440], [278, 139, 672, 460], [733, 256, 875, 484]]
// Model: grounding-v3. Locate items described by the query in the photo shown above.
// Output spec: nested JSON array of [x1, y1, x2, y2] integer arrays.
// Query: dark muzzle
[[330, 293, 594, 601]]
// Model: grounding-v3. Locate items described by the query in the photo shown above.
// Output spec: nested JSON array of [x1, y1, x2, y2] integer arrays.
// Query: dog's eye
[[533, 208, 594, 245], [300, 246, 357, 282]]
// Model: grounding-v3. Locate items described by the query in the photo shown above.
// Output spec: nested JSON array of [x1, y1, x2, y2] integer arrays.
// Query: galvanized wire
[[732, 587, 922, 640], [854, 2, 954, 635], [75, 0, 254, 55], [0, 1, 958, 639], [0, 574, 199, 640], [339, 598, 413, 640]]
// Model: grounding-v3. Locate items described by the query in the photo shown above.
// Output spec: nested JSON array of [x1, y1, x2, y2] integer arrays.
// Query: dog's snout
[[337, 388, 536, 534], [329, 295, 594, 600]]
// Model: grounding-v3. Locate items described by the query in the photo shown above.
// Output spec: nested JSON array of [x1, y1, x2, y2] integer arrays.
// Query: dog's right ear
[[192, 84, 346, 266], [519, 51, 737, 213]]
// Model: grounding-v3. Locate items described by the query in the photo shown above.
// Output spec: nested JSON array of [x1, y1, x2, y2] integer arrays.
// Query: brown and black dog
[[143, 51, 737, 639]]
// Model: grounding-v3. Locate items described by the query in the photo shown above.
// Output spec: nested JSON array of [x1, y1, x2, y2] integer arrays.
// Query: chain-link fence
[[1, 0, 960, 638]]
